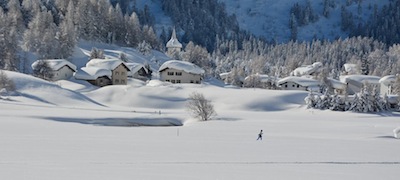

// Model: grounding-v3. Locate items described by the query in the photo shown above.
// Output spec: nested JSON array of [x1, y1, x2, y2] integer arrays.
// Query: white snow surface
[[2, 69, 400, 180], [159, 60, 205, 75], [2, 42, 400, 179]]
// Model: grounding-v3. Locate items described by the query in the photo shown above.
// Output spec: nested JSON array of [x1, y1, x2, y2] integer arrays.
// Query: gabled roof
[[328, 78, 346, 90], [379, 75, 397, 86], [125, 63, 148, 74], [159, 60, 205, 75], [74, 67, 112, 80], [166, 28, 182, 48], [86, 59, 130, 71], [32, 59, 77, 72], [278, 76, 320, 87]]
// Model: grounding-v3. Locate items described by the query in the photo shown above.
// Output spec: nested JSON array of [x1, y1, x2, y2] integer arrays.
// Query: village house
[[278, 76, 321, 92], [166, 28, 182, 57], [31, 59, 77, 81], [339, 75, 381, 95], [125, 63, 151, 81], [243, 74, 278, 89], [74, 59, 130, 87], [379, 75, 397, 95], [159, 60, 204, 84]]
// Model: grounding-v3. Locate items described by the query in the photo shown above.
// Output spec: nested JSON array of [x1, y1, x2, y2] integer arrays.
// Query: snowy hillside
[[128, 0, 390, 43], [218, 0, 389, 42]]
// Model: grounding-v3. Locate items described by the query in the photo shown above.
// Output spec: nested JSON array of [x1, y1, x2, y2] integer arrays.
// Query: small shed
[[31, 59, 77, 81], [340, 75, 381, 95]]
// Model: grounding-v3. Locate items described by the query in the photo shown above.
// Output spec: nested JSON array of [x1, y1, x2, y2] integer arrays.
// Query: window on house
[[190, 80, 194, 83], [115, 79, 120, 84], [176, 72, 182, 76], [196, 81, 200, 84], [177, 80, 181, 83], [115, 72, 120, 75], [292, 84, 295, 87], [297, 84, 300, 88], [166, 80, 170, 82], [121, 72, 125, 75], [171, 80, 176, 83], [285, 85, 288, 88], [168, 72, 174, 76]]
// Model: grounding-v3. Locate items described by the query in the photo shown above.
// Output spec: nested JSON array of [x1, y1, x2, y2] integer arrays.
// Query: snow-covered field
[[1, 69, 400, 180]]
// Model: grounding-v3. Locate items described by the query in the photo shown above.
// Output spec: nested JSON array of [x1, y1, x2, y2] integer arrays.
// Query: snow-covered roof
[[219, 72, 231, 79], [328, 78, 346, 90], [343, 63, 359, 74], [126, 63, 146, 73], [379, 75, 397, 86], [166, 29, 182, 48], [86, 59, 129, 71], [340, 75, 381, 84], [278, 76, 320, 87], [74, 67, 112, 80], [291, 62, 322, 76], [32, 59, 77, 72], [244, 74, 277, 83], [159, 60, 205, 75]]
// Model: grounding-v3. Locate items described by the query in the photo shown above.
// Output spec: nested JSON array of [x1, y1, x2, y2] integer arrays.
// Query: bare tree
[[186, 92, 216, 121]]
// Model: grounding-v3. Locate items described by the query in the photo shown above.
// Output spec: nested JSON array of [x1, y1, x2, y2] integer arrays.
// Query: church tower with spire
[[165, 28, 182, 57]]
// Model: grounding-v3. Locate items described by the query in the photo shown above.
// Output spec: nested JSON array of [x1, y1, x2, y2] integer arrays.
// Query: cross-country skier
[[257, 130, 263, 140]]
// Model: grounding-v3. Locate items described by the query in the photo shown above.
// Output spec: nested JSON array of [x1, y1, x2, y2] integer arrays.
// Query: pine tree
[[57, 1, 77, 59], [0, 70, 16, 92], [32, 60, 54, 80], [89, 48, 105, 60], [119, 52, 128, 62], [330, 92, 344, 111], [305, 92, 317, 109]]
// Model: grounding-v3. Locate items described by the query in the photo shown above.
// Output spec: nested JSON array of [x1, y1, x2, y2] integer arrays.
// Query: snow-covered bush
[[304, 92, 317, 109], [304, 84, 392, 113]]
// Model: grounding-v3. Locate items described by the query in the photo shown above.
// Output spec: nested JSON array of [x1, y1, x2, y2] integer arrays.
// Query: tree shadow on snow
[[375, 136, 398, 140]]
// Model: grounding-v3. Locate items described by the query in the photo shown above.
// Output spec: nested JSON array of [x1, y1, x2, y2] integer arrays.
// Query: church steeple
[[166, 28, 182, 57]]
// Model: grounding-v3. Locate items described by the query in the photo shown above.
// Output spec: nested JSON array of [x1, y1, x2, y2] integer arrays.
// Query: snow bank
[[394, 127, 400, 139], [4, 70, 103, 107]]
